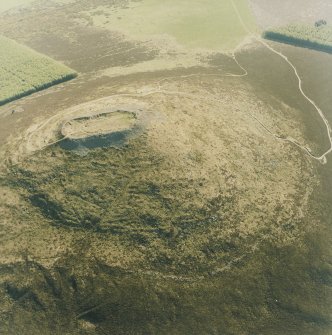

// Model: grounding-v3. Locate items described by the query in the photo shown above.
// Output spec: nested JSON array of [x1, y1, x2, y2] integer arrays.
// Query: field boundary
[[0, 73, 77, 106], [263, 31, 332, 55]]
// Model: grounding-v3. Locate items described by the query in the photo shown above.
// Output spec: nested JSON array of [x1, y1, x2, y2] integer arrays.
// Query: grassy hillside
[[1, 134, 330, 334], [0, 36, 76, 106], [263, 24, 332, 53]]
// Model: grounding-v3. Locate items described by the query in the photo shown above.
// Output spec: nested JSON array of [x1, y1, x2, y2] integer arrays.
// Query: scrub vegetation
[[0, 36, 76, 106], [1, 134, 330, 335]]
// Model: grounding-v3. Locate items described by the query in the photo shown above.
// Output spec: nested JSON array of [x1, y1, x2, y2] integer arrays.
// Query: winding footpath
[[230, 0, 332, 164]]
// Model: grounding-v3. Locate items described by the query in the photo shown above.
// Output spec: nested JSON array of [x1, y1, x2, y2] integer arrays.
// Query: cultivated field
[[263, 24, 332, 53], [0, 35, 76, 106]]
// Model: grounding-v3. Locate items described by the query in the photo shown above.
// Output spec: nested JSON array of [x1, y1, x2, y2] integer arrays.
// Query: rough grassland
[[0, 36, 77, 106], [0, 0, 35, 13], [86, 0, 257, 51], [263, 24, 332, 54]]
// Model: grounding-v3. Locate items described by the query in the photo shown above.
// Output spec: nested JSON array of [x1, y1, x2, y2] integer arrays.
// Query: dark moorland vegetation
[[263, 23, 332, 54]]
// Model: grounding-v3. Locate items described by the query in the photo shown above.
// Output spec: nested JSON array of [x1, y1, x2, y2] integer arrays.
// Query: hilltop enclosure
[[1, 0, 332, 334], [0, 36, 77, 106]]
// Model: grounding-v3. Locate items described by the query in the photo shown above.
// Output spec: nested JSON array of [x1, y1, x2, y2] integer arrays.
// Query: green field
[[89, 0, 257, 51], [0, 36, 76, 106], [263, 24, 332, 53]]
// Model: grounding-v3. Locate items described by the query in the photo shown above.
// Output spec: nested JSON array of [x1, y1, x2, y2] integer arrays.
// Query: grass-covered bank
[[263, 24, 332, 54]]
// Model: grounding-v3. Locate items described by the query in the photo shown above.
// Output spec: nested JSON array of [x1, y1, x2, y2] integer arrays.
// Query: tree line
[[263, 23, 332, 54]]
